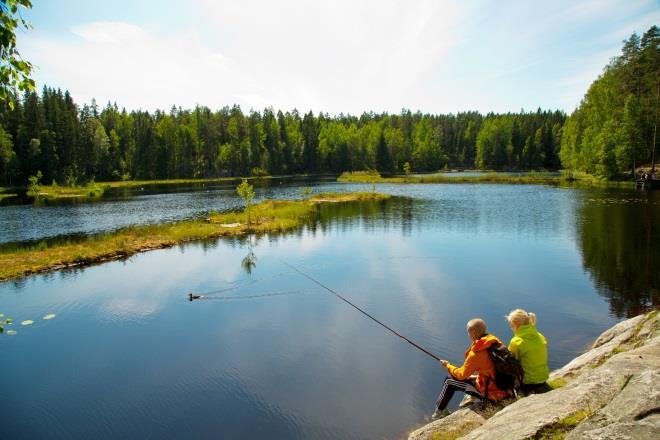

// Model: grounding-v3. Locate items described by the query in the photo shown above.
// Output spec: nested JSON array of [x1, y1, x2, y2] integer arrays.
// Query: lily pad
[[21, 320, 34, 326], [6, 330, 17, 335], [43, 314, 56, 320]]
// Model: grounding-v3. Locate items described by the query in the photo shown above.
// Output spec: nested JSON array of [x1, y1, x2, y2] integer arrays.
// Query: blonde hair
[[506, 309, 537, 327]]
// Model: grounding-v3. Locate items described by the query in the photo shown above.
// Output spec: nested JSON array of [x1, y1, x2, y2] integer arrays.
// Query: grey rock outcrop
[[407, 311, 659, 440]]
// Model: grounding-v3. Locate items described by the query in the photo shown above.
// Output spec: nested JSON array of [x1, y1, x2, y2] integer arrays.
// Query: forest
[[0, 25, 657, 186], [561, 25, 659, 179]]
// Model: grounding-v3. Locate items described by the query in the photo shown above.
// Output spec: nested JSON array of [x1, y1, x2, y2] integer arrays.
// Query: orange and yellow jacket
[[445, 333, 509, 401]]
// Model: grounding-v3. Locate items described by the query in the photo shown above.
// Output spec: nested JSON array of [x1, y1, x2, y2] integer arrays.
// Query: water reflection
[[241, 240, 258, 275], [1, 185, 658, 439], [577, 191, 660, 317]]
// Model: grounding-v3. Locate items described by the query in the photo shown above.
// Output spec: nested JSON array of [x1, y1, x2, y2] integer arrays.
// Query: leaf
[[21, 319, 34, 326], [43, 313, 56, 320]]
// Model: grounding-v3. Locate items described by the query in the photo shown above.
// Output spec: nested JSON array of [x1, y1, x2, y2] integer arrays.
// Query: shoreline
[[0, 192, 391, 282], [407, 310, 659, 439], [338, 171, 635, 188], [0, 171, 638, 204]]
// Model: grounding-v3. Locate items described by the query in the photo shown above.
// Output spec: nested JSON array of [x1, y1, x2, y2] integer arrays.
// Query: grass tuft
[[547, 378, 567, 389], [533, 410, 589, 439]]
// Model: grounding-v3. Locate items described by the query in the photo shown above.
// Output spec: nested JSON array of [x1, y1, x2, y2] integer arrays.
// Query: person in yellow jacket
[[506, 309, 550, 395], [433, 318, 509, 419]]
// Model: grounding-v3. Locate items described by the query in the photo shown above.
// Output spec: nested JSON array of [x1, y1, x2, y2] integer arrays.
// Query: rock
[[592, 314, 645, 349], [462, 336, 660, 439], [408, 408, 485, 440], [406, 311, 660, 440], [566, 369, 660, 439], [550, 312, 656, 382]]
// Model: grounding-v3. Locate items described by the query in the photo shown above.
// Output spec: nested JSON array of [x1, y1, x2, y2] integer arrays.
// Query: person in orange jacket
[[433, 318, 509, 419]]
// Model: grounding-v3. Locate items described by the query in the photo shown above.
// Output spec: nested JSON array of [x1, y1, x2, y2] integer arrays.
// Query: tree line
[[0, 26, 656, 186], [0, 93, 565, 186], [561, 25, 659, 179]]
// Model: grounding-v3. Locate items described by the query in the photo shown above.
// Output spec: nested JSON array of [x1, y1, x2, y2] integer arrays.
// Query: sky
[[17, 0, 660, 115]]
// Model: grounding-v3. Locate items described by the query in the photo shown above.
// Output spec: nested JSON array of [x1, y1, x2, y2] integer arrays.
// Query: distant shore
[[0, 171, 638, 204], [338, 170, 636, 188]]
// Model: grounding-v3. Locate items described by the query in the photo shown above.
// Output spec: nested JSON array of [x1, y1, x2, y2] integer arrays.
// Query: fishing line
[[190, 262, 329, 297], [194, 290, 306, 301], [282, 260, 443, 362]]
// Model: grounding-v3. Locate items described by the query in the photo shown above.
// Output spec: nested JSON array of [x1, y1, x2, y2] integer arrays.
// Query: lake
[[1, 182, 658, 439]]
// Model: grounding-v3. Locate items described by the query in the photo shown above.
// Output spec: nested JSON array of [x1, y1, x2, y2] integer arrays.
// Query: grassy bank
[[18, 174, 327, 202], [0, 192, 390, 281], [0, 187, 18, 201], [30, 182, 109, 199], [337, 170, 634, 188], [101, 175, 287, 189]]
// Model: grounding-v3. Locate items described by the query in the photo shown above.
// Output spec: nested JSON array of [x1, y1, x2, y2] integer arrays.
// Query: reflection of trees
[[241, 238, 257, 275], [314, 197, 415, 233], [577, 198, 659, 317]]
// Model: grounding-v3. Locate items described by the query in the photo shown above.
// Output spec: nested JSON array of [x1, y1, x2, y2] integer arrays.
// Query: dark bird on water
[[189, 293, 202, 301]]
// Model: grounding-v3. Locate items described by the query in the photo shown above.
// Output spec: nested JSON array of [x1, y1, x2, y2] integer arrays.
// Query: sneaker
[[431, 408, 451, 420], [459, 394, 481, 408]]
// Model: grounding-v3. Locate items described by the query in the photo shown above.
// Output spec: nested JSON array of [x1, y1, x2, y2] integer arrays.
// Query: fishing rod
[[282, 261, 442, 362]]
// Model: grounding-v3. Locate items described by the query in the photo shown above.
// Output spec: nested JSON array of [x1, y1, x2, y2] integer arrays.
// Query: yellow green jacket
[[508, 324, 549, 384]]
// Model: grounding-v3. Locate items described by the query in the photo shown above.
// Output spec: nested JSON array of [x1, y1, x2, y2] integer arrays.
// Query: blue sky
[[18, 0, 660, 114]]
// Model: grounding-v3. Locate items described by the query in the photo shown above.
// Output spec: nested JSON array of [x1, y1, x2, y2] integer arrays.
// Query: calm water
[[1, 183, 658, 439]]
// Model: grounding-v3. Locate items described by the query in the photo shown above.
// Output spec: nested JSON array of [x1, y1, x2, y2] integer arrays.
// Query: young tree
[[236, 179, 255, 225]]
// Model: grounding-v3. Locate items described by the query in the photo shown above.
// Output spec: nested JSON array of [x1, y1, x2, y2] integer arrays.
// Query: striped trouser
[[435, 376, 482, 411]]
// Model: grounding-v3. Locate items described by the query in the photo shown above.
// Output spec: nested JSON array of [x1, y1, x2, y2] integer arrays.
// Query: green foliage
[[0, 126, 16, 183], [236, 179, 255, 224], [476, 117, 513, 169], [0, 0, 35, 109], [251, 167, 268, 177], [560, 26, 660, 179], [0, 90, 567, 187], [26, 169, 41, 198]]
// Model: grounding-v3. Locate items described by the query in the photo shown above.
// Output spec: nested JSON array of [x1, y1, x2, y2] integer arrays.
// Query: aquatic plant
[[0, 313, 13, 334]]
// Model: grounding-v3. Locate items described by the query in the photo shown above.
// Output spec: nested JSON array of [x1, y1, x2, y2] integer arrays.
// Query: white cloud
[[18, 0, 660, 114], [23, 21, 262, 111], [22, 0, 468, 113]]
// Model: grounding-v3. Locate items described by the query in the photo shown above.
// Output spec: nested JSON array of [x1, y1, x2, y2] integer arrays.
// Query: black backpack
[[486, 342, 524, 395]]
